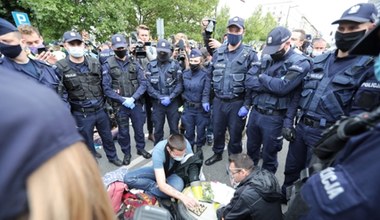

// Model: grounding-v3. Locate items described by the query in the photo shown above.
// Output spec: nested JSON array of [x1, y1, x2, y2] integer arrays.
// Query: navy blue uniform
[[282, 51, 373, 197], [245, 49, 311, 173], [210, 43, 258, 155], [56, 56, 119, 160], [102, 56, 147, 156], [0, 66, 83, 219], [0, 56, 59, 91], [146, 59, 183, 144], [300, 122, 380, 219], [181, 67, 211, 149]]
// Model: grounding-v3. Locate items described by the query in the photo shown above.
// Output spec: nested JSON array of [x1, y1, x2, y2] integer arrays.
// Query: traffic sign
[[11, 11, 31, 27]]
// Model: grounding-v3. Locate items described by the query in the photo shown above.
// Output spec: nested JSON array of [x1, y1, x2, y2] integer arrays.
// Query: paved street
[[97, 121, 290, 212]]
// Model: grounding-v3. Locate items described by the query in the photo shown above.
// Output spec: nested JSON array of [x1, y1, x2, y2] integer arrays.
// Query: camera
[[135, 40, 152, 59], [202, 18, 216, 55], [176, 39, 186, 61]]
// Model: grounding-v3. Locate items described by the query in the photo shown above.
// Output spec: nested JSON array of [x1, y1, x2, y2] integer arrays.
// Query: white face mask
[[312, 50, 324, 57], [68, 46, 84, 58], [173, 155, 185, 161], [229, 176, 240, 188]]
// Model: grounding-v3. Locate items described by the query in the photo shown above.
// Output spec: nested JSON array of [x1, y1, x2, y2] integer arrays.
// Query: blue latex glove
[[202, 102, 210, 112], [238, 106, 249, 117], [122, 97, 135, 109], [160, 97, 171, 106]]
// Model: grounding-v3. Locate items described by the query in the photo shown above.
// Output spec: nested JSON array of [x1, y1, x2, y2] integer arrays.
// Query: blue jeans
[[124, 167, 184, 198]]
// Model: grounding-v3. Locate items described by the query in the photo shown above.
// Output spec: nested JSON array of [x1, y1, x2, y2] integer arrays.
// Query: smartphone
[[37, 47, 47, 54]]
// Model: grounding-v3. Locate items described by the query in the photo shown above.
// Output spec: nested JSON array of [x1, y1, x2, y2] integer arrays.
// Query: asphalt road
[[97, 121, 290, 212]]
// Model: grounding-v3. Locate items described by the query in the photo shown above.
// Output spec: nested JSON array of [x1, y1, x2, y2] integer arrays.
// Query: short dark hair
[[292, 29, 306, 41], [229, 153, 254, 172], [167, 134, 186, 151]]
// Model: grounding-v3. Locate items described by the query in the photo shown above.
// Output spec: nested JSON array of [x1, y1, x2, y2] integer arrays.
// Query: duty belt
[[217, 96, 243, 103], [301, 116, 334, 128], [71, 105, 104, 113], [254, 106, 286, 116], [184, 101, 201, 108]]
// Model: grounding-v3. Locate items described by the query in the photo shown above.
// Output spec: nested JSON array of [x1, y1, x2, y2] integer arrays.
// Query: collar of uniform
[[333, 49, 358, 62], [226, 43, 244, 53]]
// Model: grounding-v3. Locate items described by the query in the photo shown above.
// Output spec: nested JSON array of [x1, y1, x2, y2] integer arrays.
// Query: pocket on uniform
[[299, 89, 313, 109]]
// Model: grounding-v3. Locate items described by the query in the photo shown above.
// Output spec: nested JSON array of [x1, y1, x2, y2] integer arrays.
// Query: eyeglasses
[[226, 165, 243, 176]]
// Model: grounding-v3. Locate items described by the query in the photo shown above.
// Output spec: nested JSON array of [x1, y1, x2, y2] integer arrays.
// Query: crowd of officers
[[1, 2, 380, 215]]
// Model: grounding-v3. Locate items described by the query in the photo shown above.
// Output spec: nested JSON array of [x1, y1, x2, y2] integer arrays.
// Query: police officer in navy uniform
[[146, 39, 183, 144], [56, 31, 123, 166], [282, 3, 378, 202], [102, 34, 151, 166], [181, 49, 211, 153], [0, 18, 59, 91], [290, 22, 380, 219], [205, 16, 258, 166], [245, 26, 311, 174]]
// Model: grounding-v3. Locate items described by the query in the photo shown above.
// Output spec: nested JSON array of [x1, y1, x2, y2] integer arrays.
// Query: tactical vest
[[107, 56, 139, 98], [212, 45, 253, 98], [56, 57, 103, 102], [252, 53, 309, 110], [148, 60, 178, 96], [299, 52, 373, 122]]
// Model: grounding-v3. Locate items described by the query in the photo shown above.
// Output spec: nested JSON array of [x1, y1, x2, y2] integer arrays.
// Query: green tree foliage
[[1, 0, 275, 47]]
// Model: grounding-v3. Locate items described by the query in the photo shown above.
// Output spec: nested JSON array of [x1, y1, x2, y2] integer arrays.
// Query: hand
[[208, 38, 222, 49], [237, 106, 249, 117], [180, 194, 199, 210], [282, 127, 296, 142], [122, 97, 135, 109], [202, 102, 210, 112], [160, 97, 171, 106], [36, 51, 58, 65]]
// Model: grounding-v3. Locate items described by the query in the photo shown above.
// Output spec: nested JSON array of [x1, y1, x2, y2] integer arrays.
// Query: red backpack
[[107, 181, 157, 220]]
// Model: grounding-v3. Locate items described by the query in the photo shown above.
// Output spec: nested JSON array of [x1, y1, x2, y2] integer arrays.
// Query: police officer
[[288, 22, 380, 219], [181, 49, 211, 152], [0, 18, 59, 91], [146, 39, 183, 144], [245, 26, 311, 174], [56, 31, 123, 166], [205, 16, 258, 166], [102, 34, 151, 166], [282, 3, 378, 202]]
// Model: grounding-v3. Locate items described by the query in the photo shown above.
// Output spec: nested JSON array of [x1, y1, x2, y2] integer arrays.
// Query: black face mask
[[157, 52, 170, 63], [335, 30, 366, 52], [270, 47, 286, 61], [190, 64, 201, 72], [114, 50, 127, 58], [0, 42, 22, 59]]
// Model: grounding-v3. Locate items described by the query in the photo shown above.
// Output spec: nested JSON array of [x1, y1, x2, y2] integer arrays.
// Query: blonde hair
[[18, 24, 41, 36], [26, 142, 115, 220]]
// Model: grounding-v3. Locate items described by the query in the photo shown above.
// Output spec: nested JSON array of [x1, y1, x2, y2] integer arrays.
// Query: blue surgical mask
[[374, 56, 380, 81], [227, 33, 242, 46], [68, 46, 85, 58]]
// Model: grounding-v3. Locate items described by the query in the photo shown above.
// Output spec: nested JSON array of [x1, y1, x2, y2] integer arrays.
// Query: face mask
[[312, 50, 323, 57], [229, 176, 240, 188], [374, 56, 380, 81], [68, 46, 85, 58], [227, 33, 242, 46], [172, 155, 184, 162], [335, 30, 366, 52], [29, 46, 38, 54], [270, 47, 286, 61], [190, 64, 200, 72], [114, 50, 127, 58], [0, 42, 23, 59], [157, 52, 170, 62]]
